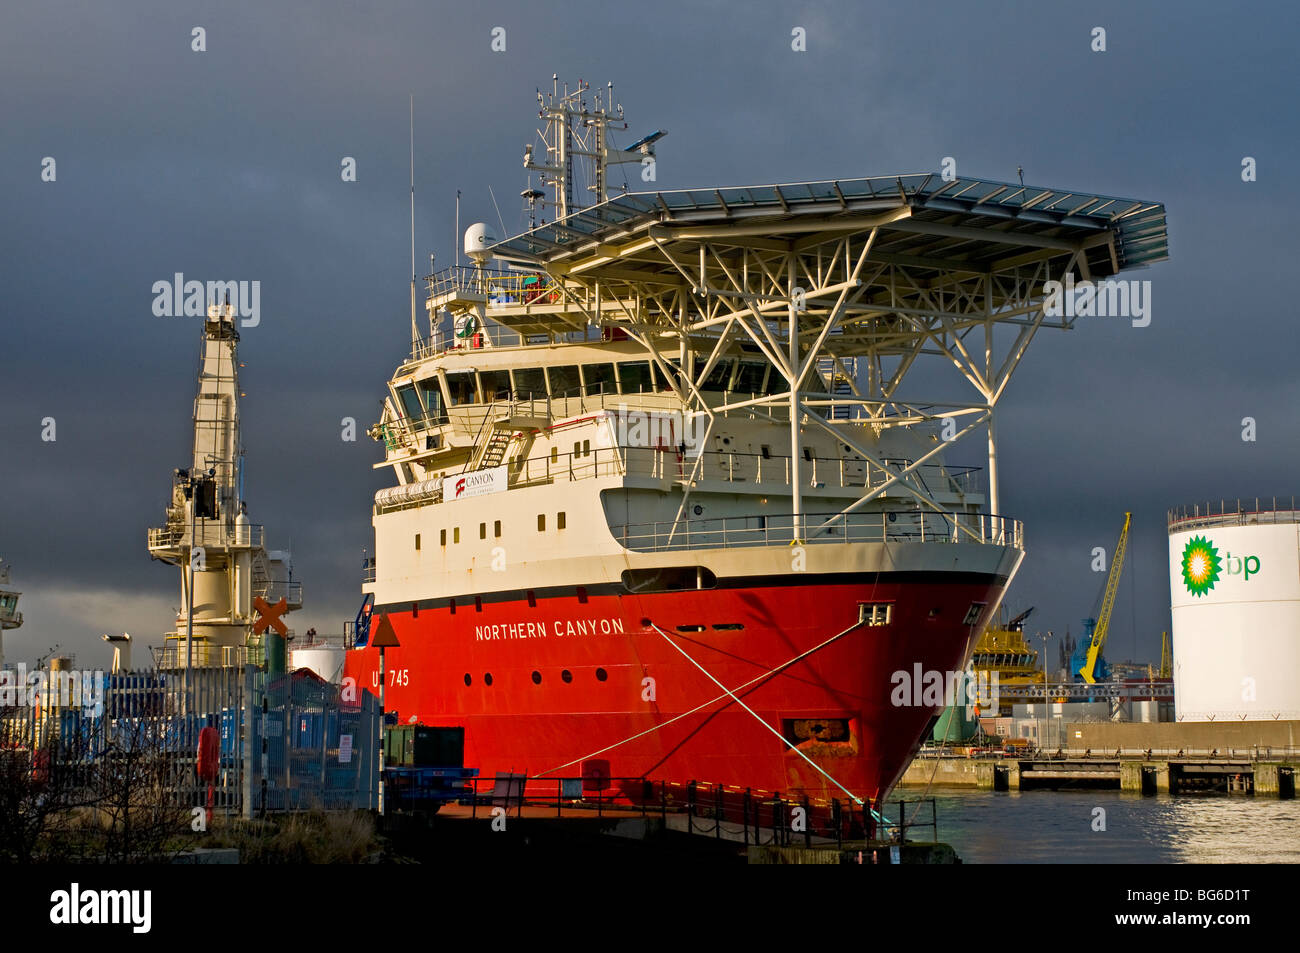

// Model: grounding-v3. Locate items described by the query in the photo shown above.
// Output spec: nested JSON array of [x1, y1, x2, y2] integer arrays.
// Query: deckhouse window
[[513, 367, 546, 399], [734, 362, 767, 395], [396, 384, 423, 420], [762, 366, 784, 395], [659, 358, 681, 392], [616, 361, 652, 394], [583, 363, 616, 396], [446, 373, 476, 407], [701, 359, 735, 392], [549, 364, 581, 396]]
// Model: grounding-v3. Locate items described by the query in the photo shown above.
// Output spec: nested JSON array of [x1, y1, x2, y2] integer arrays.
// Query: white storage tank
[[291, 645, 346, 684], [1168, 501, 1300, 721]]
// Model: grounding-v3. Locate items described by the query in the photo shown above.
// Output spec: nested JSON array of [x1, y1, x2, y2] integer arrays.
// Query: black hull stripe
[[373, 570, 1010, 614]]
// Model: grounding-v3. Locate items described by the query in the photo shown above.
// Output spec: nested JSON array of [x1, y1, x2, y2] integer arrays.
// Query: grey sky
[[2, 0, 1297, 670]]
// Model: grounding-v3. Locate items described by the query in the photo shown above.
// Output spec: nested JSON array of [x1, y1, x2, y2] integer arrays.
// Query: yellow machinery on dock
[[970, 607, 1046, 716]]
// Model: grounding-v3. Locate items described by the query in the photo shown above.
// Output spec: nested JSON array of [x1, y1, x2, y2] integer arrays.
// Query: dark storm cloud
[[1, 0, 1297, 666]]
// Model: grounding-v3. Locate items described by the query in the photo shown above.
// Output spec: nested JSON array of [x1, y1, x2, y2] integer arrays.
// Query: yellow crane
[[1159, 630, 1172, 678], [1078, 512, 1131, 684]]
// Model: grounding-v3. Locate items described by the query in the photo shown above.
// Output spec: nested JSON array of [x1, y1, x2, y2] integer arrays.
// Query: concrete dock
[[900, 721, 1300, 796]]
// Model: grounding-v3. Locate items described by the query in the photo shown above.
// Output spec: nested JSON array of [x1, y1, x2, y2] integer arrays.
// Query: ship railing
[[147, 522, 266, 550], [425, 264, 550, 302], [611, 509, 1022, 552], [505, 444, 978, 494], [373, 440, 984, 515], [1167, 497, 1300, 532], [431, 775, 915, 849], [251, 579, 304, 608]]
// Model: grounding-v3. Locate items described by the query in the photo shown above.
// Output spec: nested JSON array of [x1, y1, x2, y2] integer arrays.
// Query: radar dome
[[464, 222, 497, 263]]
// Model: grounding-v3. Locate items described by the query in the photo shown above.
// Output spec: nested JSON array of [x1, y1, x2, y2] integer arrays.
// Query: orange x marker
[[253, 596, 289, 636]]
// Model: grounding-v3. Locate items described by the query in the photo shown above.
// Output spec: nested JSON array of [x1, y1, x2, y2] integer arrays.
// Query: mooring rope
[[648, 621, 865, 806], [533, 618, 865, 779]]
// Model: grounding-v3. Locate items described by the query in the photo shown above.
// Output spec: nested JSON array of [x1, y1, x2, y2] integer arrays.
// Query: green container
[[384, 725, 412, 765], [385, 725, 464, 767]]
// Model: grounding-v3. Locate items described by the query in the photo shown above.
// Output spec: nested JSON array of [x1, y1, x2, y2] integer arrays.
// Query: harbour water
[[908, 790, 1300, 863]]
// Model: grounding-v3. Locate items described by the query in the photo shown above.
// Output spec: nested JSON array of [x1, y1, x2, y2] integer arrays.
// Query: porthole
[[463, 673, 472, 686], [531, 670, 542, 685], [484, 673, 493, 686], [596, 668, 608, 682], [692, 504, 704, 516], [561, 670, 573, 683]]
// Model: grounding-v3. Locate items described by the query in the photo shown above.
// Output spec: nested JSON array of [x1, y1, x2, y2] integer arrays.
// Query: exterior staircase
[[480, 429, 512, 469]]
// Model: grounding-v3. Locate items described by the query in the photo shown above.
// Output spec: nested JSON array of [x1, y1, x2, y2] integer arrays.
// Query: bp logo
[[1180, 536, 1222, 597]]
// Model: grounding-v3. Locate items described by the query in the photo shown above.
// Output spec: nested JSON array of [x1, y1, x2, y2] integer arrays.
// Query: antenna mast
[[525, 77, 632, 221], [409, 94, 417, 346]]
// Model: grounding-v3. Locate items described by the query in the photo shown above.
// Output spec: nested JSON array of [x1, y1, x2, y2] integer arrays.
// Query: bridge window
[[583, 363, 616, 396], [415, 533, 421, 550], [512, 367, 546, 399], [453, 527, 460, 544], [617, 361, 652, 394], [479, 522, 487, 539], [440, 529, 447, 546], [557, 512, 566, 530], [478, 370, 511, 402], [396, 384, 423, 420], [446, 372, 476, 407], [537, 514, 545, 531], [418, 378, 447, 422], [494, 520, 501, 537]]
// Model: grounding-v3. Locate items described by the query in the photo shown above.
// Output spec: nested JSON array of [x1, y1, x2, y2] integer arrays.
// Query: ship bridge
[[419, 173, 1167, 532]]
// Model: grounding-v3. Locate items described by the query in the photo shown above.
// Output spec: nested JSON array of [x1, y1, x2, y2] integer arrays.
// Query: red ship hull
[[344, 572, 1005, 802]]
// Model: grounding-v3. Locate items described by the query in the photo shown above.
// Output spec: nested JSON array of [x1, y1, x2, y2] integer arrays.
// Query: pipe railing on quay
[[383, 773, 935, 849]]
